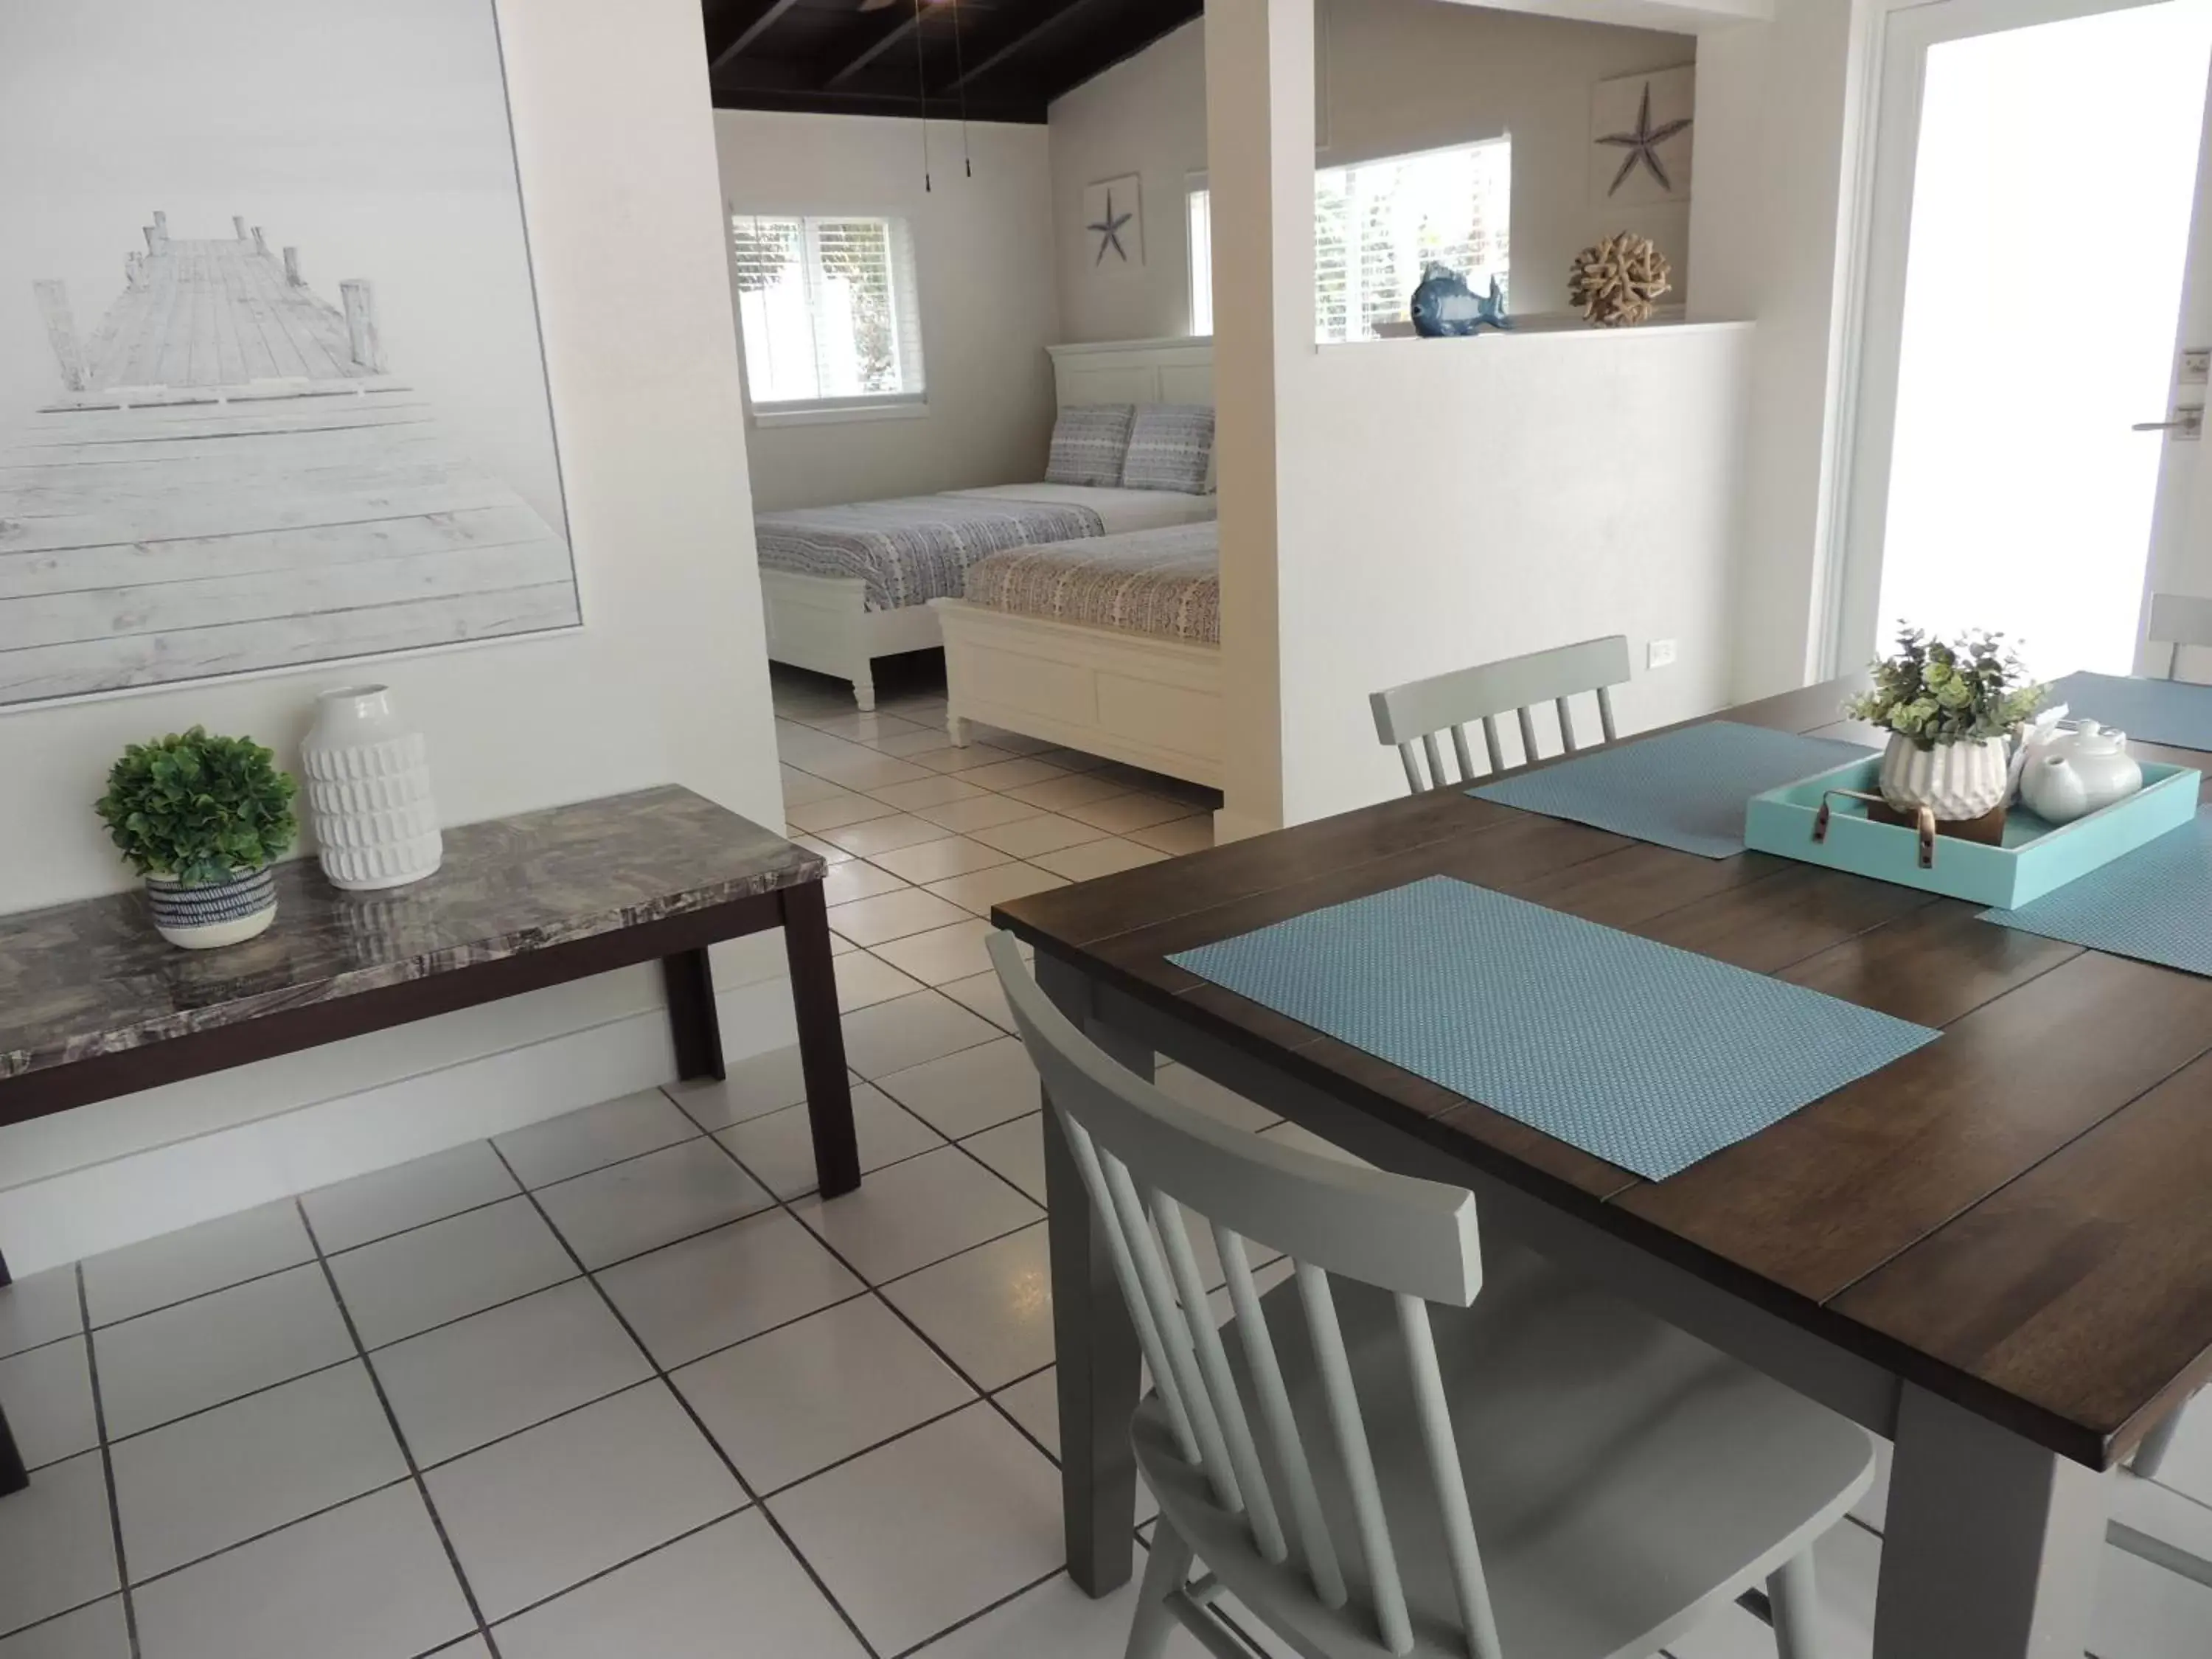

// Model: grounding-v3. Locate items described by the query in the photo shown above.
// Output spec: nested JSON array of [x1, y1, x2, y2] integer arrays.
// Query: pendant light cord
[[950, 0, 972, 178], [912, 0, 931, 192]]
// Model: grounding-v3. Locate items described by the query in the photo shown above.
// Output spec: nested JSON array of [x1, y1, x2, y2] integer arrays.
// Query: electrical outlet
[[1647, 638, 1678, 669]]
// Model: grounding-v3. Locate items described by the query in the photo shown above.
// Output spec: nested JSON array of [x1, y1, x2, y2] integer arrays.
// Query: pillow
[[1046, 403, 1135, 487], [1121, 403, 1215, 495]]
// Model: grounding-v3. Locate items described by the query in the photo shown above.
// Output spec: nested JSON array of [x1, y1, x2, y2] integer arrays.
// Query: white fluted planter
[[301, 685, 442, 891], [1876, 733, 2011, 821]]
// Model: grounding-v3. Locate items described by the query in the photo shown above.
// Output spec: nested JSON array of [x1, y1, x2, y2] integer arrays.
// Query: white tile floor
[[3, 661, 2209, 1658]]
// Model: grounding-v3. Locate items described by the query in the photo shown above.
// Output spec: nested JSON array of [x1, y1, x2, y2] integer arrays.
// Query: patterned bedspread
[[963, 522, 1220, 644], [754, 495, 1105, 611]]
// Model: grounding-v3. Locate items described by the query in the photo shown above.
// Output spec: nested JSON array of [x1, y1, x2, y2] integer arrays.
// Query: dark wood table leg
[[0, 1403, 24, 1496], [661, 948, 726, 1081], [1036, 953, 1143, 1596], [780, 882, 860, 1199]]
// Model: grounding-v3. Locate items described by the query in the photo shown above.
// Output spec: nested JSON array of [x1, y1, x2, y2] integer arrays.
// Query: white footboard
[[759, 569, 944, 712], [931, 598, 1222, 787]]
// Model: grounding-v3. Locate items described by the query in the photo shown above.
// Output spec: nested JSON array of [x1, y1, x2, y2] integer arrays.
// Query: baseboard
[[0, 975, 799, 1276]]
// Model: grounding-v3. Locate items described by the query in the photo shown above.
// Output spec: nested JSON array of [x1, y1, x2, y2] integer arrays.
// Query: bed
[[754, 337, 1214, 710], [932, 520, 1224, 787]]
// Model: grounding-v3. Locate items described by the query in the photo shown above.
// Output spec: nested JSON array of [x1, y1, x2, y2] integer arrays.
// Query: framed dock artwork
[[0, 0, 579, 710]]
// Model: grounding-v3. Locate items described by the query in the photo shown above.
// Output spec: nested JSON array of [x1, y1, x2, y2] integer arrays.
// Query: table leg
[[1037, 953, 1144, 1597], [0, 1402, 25, 1497], [1874, 1384, 2110, 1658], [661, 948, 726, 1082], [780, 883, 860, 1199]]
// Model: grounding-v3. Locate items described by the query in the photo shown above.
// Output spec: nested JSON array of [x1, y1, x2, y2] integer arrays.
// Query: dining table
[[993, 675, 2212, 1659]]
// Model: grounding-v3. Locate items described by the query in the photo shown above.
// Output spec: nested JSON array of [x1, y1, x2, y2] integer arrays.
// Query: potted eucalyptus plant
[[1845, 628, 2045, 821], [94, 727, 298, 949]]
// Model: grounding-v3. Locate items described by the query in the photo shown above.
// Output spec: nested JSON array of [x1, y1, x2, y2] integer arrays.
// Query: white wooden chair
[[1371, 636, 1633, 793], [987, 932, 1875, 1659], [2146, 591, 2212, 681]]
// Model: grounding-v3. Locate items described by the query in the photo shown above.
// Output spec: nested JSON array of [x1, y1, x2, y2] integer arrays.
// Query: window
[[1186, 140, 1511, 344], [731, 214, 925, 416]]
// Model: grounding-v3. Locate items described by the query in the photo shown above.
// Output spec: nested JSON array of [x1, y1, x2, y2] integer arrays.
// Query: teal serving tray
[[1743, 757, 2201, 908]]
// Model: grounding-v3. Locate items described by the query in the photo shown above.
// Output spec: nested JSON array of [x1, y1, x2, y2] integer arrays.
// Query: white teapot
[[2019, 720, 2143, 824]]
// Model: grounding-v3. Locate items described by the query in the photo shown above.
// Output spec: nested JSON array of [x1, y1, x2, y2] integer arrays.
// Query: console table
[[0, 784, 856, 1497]]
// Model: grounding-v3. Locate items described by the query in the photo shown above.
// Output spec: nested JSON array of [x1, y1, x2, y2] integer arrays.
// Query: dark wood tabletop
[[995, 680, 2212, 1473]]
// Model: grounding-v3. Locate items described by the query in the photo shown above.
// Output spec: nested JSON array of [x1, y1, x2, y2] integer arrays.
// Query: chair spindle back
[[1371, 635, 1632, 793]]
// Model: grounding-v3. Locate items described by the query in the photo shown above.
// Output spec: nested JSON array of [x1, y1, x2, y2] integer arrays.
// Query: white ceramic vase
[[1877, 732, 2011, 821], [300, 685, 442, 891]]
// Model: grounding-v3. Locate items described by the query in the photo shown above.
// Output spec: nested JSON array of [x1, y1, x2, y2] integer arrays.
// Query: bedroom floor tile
[[871, 726, 970, 758], [1062, 791, 1204, 834], [827, 886, 970, 945], [817, 813, 959, 858], [784, 792, 901, 834], [821, 858, 909, 907], [925, 862, 1069, 916], [1127, 814, 1218, 855], [790, 1147, 1040, 1284], [302, 1143, 521, 1256], [715, 1085, 943, 1200], [799, 751, 938, 792], [873, 1039, 1043, 1140], [908, 742, 1016, 774], [836, 992, 1001, 1079], [1029, 837, 1166, 881], [965, 814, 1112, 858], [956, 757, 1069, 792], [832, 950, 928, 1014], [998, 771, 1131, 810], [0, 1267, 84, 1362], [804, 711, 931, 743], [867, 835, 1017, 883], [907, 793, 1043, 832], [868, 918, 1001, 986], [868, 775, 989, 812]]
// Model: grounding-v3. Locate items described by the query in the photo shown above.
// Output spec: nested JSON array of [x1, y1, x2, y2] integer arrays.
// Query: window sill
[[751, 401, 930, 429]]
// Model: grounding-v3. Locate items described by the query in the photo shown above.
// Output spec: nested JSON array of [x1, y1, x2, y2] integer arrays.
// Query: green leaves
[[1845, 627, 2045, 750], [94, 727, 297, 886]]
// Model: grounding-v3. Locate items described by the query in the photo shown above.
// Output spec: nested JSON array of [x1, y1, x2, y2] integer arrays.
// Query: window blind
[[731, 213, 926, 410], [1187, 139, 1511, 344]]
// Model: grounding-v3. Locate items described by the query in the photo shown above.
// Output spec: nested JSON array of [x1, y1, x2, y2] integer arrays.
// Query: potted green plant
[[94, 727, 298, 948], [1844, 627, 2045, 821]]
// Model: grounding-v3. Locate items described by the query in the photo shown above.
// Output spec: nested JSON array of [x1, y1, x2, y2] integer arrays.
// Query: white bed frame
[[758, 335, 1214, 712], [933, 335, 1222, 787]]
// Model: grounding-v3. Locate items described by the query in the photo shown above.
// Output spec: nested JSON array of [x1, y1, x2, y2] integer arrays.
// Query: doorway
[[1837, 0, 2212, 682]]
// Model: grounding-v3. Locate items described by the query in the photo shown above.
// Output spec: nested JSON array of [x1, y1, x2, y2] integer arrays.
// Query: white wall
[[715, 112, 1062, 511], [0, 0, 787, 1273], [1273, 327, 1752, 821], [1050, 0, 1697, 344], [1688, 0, 1863, 701], [1208, 0, 1751, 833]]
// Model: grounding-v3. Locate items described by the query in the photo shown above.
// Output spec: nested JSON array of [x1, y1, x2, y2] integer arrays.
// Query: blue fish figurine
[[1408, 265, 1511, 338]]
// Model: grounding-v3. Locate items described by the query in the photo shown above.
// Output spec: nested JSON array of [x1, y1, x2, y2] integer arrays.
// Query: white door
[[1836, 0, 2212, 682]]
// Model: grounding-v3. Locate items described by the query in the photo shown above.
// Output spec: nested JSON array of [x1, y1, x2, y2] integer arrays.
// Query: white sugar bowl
[[2019, 720, 2143, 825]]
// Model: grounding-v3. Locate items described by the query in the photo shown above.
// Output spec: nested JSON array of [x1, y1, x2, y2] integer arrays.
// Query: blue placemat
[[2046, 672, 2212, 752], [1171, 876, 1938, 1179], [1983, 810, 2212, 975], [1470, 722, 1874, 859]]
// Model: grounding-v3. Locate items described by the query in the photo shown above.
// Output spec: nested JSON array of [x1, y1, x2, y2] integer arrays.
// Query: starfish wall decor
[[1590, 68, 1695, 203], [1083, 174, 1143, 269]]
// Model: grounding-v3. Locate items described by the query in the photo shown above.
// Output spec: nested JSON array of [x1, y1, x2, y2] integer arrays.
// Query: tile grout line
[[295, 1199, 508, 1659], [74, 1263, 143, 1659], [481, 1139, 888, 1659]]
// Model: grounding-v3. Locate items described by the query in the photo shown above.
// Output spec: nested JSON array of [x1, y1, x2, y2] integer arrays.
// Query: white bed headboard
[[1047, 336, 1214, 408]]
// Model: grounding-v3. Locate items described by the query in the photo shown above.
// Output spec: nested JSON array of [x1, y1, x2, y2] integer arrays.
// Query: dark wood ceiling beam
[[709, 78, 1048, 122], [707, 0, 806, 70], [948, 0, 1112, 88], [822, 7, 930, 89]]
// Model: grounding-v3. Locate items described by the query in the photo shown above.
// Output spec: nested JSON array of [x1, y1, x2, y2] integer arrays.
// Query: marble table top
[[0, 785, 821, 1082]]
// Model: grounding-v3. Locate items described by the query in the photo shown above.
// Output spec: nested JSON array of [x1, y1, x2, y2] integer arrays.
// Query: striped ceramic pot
[[301, 685, 442, 891], [145, 866, 277, 950]]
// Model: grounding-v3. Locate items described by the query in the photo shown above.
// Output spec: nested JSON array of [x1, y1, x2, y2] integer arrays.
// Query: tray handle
[[1813, 789, 1938, 869]]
